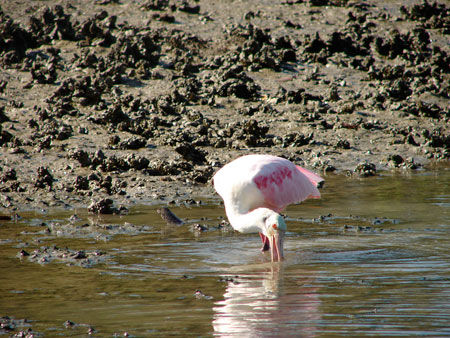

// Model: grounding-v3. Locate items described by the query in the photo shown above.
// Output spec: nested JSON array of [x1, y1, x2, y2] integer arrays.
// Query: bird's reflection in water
[[213, 264, 320, 337]]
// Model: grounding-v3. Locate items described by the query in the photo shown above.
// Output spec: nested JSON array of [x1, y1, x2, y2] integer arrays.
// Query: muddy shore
[[0, 0, 449, 212]]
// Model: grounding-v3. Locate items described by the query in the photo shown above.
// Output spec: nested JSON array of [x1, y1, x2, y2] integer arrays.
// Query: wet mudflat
[[1, 0, 450, 211], [1, 167, 449, 337]]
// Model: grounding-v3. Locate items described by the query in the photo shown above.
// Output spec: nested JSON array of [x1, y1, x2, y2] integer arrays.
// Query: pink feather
[[214, 154, 323, 214]]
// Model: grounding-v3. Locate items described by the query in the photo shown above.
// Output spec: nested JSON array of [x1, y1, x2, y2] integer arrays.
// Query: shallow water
[[1, 167, 449, 337]]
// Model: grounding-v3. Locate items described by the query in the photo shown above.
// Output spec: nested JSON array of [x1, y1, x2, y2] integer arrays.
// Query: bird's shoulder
[[214, 155, 287, 183]]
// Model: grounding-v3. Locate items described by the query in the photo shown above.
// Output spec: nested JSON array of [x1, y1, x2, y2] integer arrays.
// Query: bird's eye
[[262, 217, 267, 223], [272, 224, 278, 230]]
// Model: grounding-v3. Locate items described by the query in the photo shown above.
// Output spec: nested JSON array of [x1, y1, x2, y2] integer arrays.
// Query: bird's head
[[262, 211, 286, 262]]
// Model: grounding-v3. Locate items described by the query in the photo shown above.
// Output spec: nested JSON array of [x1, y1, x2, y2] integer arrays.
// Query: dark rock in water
[[194, 289, 213, 300], [192, 223, 208, 232], [0, 316, 34, 335], [64, 320, 75, 328], [157, 207, 184, 226], [19, 249, 30, 257], [354, 163, 376, 177], [342, 224, 375, 233], [27, 245, 108, 268], [71, 250, 87, 259]]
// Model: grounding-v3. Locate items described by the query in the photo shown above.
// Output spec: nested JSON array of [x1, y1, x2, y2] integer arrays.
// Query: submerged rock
[[157, 207, 184, 225]]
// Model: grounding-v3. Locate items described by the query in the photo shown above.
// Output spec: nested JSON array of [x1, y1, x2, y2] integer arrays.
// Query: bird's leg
[[259, 232, 270, 252]]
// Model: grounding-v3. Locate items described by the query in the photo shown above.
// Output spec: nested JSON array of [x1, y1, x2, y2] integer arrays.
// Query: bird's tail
[[296, 166, 324, 188]]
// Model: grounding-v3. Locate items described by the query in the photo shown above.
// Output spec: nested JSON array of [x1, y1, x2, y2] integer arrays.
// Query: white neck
[[224, 204, 273, 234]]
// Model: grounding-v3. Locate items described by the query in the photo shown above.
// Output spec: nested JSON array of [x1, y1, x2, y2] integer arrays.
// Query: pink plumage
[[214, 154, 322, 214], [213, 154, 324, 261]]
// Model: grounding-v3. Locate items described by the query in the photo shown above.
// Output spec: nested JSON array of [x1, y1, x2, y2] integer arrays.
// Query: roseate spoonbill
[[213, 154, 324, 261]]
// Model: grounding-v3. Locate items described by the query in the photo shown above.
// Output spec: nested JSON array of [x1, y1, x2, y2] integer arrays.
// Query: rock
[[69, 149, 92, 167], [118, 136, 147, 150], [141, 0, 169, 11], [35, 167, 54, 188], [74, 176, 89, 190], [177, 1, 200, 14], [87, 198, 127, 214], [336, 139, 351, 149], [401, 1, 450, 33], [354, 163, 376, 177], [0, 106, 10, 123], [282, 132, 313, 147], [0, 168, 17, 183], [388, 154, 404, 167], [174, 142, 206, 163], [157, 207, 184, 225]]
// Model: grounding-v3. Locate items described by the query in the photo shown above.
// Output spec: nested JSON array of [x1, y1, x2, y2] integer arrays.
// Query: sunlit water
[[1, 167, 449, 337]]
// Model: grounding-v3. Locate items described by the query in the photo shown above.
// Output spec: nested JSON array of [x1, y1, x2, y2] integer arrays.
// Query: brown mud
[[0, 0, 449, 213]]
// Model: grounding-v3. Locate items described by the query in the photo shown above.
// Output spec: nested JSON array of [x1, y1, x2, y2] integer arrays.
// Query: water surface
[[1, 167, 449, 337]]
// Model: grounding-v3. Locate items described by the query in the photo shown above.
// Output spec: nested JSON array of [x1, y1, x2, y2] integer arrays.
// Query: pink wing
[[296, 166, 324, 189], [251, 156, 323, 212], [213, 154, 323, 214]]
